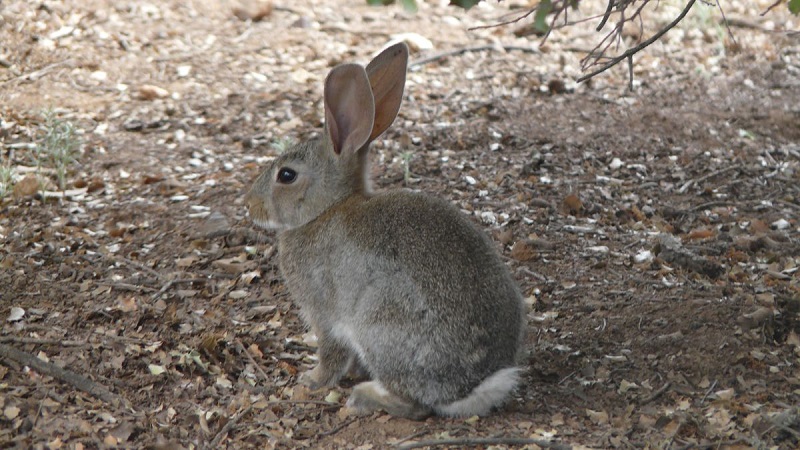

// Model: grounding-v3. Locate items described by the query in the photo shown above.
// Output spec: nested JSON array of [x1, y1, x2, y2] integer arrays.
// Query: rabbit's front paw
[[298, 366, 334, 390]]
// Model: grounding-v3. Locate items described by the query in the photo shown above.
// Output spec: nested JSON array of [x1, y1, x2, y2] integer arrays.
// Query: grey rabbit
[[245, 42, 525, 419]]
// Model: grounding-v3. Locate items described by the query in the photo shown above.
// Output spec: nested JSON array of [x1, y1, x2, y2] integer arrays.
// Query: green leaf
[[366, 0, 394, 6], [533, 0, 553, 34], [790, 0, 800, 15], [400, 0, 418, 12], [450, 0, 481, 9]]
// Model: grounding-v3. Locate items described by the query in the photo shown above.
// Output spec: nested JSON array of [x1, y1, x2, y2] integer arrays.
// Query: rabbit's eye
[[276, 168, 297, 184]]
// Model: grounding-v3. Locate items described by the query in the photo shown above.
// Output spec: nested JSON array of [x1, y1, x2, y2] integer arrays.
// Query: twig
[[0, 59, 73, 86], [714, 0, 737, 46], [761, 0, 784, 16], [397, 437, 572, 450], [234, 338, 271, 383], [468, 8, 538, 31], [96, 281, 158, 292], [639, 381, 671, 404], [110, 255, 163, 280], [319, 416, 359, 438], [0, 336, 88, 347], [700, 379, 718, 404], [394, 430, 431, 446], [0, 343, 128, 408], [577, 0, 697, 84], [151, 278, 209, 300], [677, 164, 743, 194], [207, 405, 253, 450], [410, 45, 538, 69], [597, 0, 615, 32]]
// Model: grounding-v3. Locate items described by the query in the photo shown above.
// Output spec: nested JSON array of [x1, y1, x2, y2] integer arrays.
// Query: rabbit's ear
[[365, 42, 408, 142], [324, 64, 376, 156]]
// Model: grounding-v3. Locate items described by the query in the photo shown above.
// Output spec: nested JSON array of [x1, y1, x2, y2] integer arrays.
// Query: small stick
[[577, 0, 697, 83], [410, 45, 538, 69], [639, 381, 671, 404], [0, 336, 88, 347], [700, 379, 718, 404], [0, 343, 127, 408], [318, 416, 359, 438], [151, 278, 208, 300], [111, 256, 163, 280], [234, 338, 271, 384], [597, 0, 615, 31], [207, 406, 253, 450]]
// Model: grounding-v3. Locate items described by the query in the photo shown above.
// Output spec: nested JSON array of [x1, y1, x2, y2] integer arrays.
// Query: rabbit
[[245, 42, 525, 420]]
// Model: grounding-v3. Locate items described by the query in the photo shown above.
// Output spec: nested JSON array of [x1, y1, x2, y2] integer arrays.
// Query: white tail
[[434, 367, 522, 417]]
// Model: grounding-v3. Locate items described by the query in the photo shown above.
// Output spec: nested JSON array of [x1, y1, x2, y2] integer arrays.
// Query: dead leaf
[[118, 297, 138, 312], [685, 228, 716, 241], [13, 175, 39, 198], [176, 255, 199, 268], [4, 405, 20, 420], [7, 306, 25, 322], [562, 194, 583, 215], [737, 307, 774, 329], [232, 0, 273, 21], [138, 84, 170, 100], [586, 409, 609, 425], [496, 228, 514, 245], [787, 331, 800, 349], [510, 240, 536, 261]]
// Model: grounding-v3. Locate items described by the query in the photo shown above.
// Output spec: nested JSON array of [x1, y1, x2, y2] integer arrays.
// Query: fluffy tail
[[433, 367, 522, 417]]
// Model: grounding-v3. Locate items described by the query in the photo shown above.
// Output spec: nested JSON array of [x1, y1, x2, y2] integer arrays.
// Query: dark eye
[[276, 168, 297, 184]]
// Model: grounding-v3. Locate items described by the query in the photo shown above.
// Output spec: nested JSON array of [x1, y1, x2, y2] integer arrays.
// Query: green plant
[[270, 137, 296, 154], [37, 109, 81, 190], [0, 163, 13, 199], [401, 150, 414, 185]]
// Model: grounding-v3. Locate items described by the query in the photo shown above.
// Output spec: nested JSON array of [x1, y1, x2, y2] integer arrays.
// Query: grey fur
[[245, 43, 525, 419]]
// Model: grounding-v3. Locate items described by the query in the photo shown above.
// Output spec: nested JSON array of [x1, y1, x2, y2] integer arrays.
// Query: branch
[[0, 343, 128, 408], [577, 0, 697, 84], [410, 45, 539, 69]]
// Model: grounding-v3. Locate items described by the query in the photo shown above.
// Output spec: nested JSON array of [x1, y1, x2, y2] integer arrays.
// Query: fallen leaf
[[118, 297, 138, 312], [510, 240, 536, 261], [562, 194, 583, 215], [176, 255, 199, 268], [586, 409, 609, 425], [685, 228, 716, 241], [138, 84, 169, 100], [228, 290, 248, 299], [7, 306, 25, 322], [13, 175, 39, 198], [148, 364, 166, 376], [216, 375, 232, 389], [232, 0, 273, 21], [4, 405, 20, 420], [324, 391, 341, 403]]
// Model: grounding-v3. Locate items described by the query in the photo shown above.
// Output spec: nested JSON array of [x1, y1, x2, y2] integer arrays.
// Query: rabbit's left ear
[[365, 42, 409, 142], [324, 64, 376, 156]]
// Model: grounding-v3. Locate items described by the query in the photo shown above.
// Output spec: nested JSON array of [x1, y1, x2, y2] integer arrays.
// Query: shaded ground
[[1, 1, 799, 448]]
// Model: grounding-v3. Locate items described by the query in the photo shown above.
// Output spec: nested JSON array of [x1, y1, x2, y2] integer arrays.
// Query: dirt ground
[[1, 0, 799, 448]]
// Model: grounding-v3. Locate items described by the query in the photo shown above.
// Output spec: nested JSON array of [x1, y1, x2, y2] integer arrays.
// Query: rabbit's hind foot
[[346, 381, 432, 420]]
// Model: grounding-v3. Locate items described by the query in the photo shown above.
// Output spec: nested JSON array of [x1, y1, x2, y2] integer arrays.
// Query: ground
[[1, 0, 799, 449]]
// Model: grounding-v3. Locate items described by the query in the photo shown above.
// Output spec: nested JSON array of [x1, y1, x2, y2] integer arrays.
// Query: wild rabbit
[[245, 43, 525, 420]]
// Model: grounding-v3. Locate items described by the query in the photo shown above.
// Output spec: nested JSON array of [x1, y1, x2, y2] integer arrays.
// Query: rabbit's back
[[279, 190, 524, 406]]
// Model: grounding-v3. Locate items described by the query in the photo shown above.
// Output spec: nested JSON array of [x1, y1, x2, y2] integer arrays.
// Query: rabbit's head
[[245, 43, 409, 230]]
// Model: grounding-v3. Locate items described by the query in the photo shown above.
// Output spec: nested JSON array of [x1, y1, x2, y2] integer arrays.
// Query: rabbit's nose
[[244, 190, 271, 224]]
